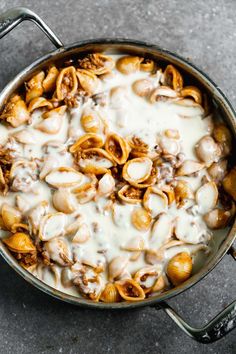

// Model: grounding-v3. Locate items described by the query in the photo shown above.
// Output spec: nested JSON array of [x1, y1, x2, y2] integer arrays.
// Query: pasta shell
[[175, 213, 210, 244], [223, 167, 236, 201], [115, 279, 145, 301], [1, 203, 22, 231], [0, 95, 30, 127], [12, 129, 36, 145], [129, 166, 157, 189], [48, 265, 61, 287], [44, 238, 72, 266], [42, 105, 67, 119], [52, 189, 76, 214], [36, 106, 66, 134], [112, 203, 134, 227], [150, 86, 179, 103], [172, 99, 204, 117], [72, 223, 90, 243], [122, 236, 145, 251], [99, 283, 120, 303], [134, 266, 161, 293], [80, 253, 105, 271], [80, 108, 101, 133], [0, 167, 5, 187], [174, 180, 194, 207], [26, 71, 45, 103], [122, 157, 153, 185], [213, 124, 232, 157], [203, 207, 234, 230], [28, 201, 49, 235], [56, 66, 78, 100], [180, 86, 202, 104], [131, 207, 152, 231], [152, 275, 166, 293], [145, 241, 185, 264], [196, 181, 218, 214], [61, 268, 73, 288], [161, 185, 175, 205], [110, 86, 129, 109], [116, 56, 143, 74], [72, 174, 97, 204], [28, 96, 53, 112], [213, 124, 232, 145], [76, 69, 99, 94], [78, 53, 115, 75], [69, 133, 104, 153], [128, 136, 150, 158], [207, 159, 227, 184], [163, 65, 183, 91], [45, 167, 84, 188], [108, 256, 129, 281], [164, 242, 208, 262], [36, 114, 62, 134], [39, 156, 60, 180], [43, 66, 59, 92], [10, 159, 38, 193], [0, 215, 8, 231], [97, 173, 115, 197], [3, 232, 36, 253], [195, 135, 221, 165], [145, 249, 162, 265], [167, 252, 192, 285], [73, 266, 103, 301], [140, 59, 155, 72], [143, 187, 168, 217], [77, 148, 114, 174], [118, 184, 144, 204], [150, 213, 172, 250], [39, 213, 66, 241], [65, 215, 84, 235], [105, 133, 131, 164], [159, 136, 180, 156], [132, 79, 153, 97], [176, 160, 204, 176], [10, 223, 29, 234]]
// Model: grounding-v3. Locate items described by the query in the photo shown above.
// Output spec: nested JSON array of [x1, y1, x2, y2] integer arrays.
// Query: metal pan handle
[[158, 291, 236, 343], [0, 7, 63, 48], [157, 246, 236, 343], [158, 249, 236, 343]]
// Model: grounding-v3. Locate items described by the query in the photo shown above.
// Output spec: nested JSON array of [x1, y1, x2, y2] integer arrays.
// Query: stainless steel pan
[[0, 7, 235, 343]]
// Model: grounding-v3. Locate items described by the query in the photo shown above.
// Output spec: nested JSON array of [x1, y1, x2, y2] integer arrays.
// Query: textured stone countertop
[[0, 1, 235, 353]]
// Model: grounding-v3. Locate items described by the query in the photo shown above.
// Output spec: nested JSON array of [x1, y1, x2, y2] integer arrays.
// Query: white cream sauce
[[0, 54, 227, 298]]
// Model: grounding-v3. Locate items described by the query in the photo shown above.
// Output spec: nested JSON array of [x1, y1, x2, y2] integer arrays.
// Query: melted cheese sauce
[[0, 54, 228, 298]]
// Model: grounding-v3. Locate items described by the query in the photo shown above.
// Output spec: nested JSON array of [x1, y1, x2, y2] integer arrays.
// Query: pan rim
[[0, 38, 235, 309]]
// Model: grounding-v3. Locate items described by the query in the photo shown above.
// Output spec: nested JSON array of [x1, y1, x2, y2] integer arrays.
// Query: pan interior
[[0, 40, 235, 308]]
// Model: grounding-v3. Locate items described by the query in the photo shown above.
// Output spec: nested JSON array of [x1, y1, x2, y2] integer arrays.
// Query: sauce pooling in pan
[[0, 54, 235, 302]]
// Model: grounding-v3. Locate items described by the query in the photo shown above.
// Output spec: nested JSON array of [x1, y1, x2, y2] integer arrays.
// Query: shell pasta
[[0, 53, 235, 302]]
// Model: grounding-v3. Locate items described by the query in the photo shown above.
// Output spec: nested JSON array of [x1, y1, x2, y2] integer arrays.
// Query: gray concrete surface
[[0, 0, 235, 353]]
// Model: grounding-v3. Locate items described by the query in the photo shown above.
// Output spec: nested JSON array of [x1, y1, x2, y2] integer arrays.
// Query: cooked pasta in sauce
[[0, 54, 235, 302]]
